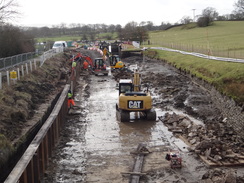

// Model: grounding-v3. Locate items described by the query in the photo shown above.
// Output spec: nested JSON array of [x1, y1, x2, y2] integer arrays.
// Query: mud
[[43, 50, 244, 183]]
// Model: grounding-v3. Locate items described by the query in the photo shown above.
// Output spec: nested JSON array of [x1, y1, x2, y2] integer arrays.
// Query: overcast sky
[[15, 0, 236, 27]]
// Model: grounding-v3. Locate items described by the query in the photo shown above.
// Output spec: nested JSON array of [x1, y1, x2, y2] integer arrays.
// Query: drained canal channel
[[39, 49, 244, 183]]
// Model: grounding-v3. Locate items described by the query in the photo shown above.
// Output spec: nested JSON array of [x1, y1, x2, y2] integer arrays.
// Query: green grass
[[37, 36, 81, 43], [144, 21, 244, 104], [146, 21, 244, 59], [36, 32, 118, 43], [145, 49, 244, 104]]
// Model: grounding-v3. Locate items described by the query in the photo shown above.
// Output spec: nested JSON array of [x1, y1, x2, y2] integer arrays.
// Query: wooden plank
[[130, 152, 150, 155], [121, 172, 146, 175], [130, 155, 145, 183], [129, 143, 150, 183], [199, 155, 244, 167]]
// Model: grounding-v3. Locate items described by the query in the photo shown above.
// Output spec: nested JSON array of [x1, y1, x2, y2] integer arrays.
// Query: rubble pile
[[143, 73, 185, 92], [160, 112, 244, 165], [200, 168, 237, 183], [112, 69, 133, 82]]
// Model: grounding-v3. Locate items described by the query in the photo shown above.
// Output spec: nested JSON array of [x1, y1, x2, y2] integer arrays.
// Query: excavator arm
[[133, 69, 141, 92]]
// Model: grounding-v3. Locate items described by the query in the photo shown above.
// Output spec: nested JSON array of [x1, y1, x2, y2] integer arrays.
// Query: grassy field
[[36, 32, 117, 43], [37, 36, 81, 43], [145, 49, 244, 104], [145, 21, 244, 59], [143, 21, 244, 104]]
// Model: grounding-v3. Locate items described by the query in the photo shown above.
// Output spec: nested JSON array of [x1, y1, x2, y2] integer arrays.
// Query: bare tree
[[145, 21, 154, 31], [118, 21, 148, 43], [197, 7, 218, 27], [233, 0, 244, 19], [107, 24, 116, 34], [0, 24, 35, 57], [0, 0, 19, 23], [234, 0, 244, 12], [139, 21, 146, 27], [202, 7, 219, 22], [181, 16, 192, 24]]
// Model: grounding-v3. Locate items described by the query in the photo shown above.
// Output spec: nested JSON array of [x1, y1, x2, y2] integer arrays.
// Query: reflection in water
[[119, 118, 156, 137], [118, 115, 164, 149]]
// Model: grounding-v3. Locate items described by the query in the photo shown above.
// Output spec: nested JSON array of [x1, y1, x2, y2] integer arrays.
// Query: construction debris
[[199, 168, 237, 183], [159, 112, 244, 166]]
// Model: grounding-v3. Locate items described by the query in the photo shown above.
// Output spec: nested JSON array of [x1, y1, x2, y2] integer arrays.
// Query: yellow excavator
[[116, 69, 156, 122], [108, 41, 126, 70], [109, 55, 125, 70]]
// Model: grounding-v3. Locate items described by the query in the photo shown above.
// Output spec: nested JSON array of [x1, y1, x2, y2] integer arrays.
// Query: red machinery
[[165, 151, 182, 168], [70, 52, 83, 62], [83, 55, 93, 67], [93, 58, 108, 76]]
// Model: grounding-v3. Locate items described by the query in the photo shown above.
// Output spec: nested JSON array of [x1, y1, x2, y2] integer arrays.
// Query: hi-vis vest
[[68, 93, 73, 98], [72, 61, 77, 67]]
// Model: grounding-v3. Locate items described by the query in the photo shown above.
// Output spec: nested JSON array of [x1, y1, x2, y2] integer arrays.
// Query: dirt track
[[43, 49, 244, 183]]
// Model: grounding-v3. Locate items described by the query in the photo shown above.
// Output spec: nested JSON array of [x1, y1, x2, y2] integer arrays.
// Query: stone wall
[[187, 73, 244, 139]]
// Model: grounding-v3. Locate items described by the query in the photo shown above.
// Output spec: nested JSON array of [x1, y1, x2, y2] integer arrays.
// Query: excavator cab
[[109, 55, 125, 70], [118, 79, 133, 95]]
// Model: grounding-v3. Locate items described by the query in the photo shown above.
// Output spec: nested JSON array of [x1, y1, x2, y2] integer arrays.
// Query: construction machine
[[116, 69, 156, 122], [165, 151, 182, 168], [109, 41, 122, 56], [109, 55, 125, 70], [83, 55, 93, 67], [99, 41, 109, 51], [93, 58, 109, 76], [108, 41, 126, 70]]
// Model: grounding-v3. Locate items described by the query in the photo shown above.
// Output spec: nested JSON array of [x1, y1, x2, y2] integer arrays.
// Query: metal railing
[[150, 47, 244, 64], [0, 52, 36, 71], [0, 47, 64, 71], [40, 47, 64, 66], [0, 47, 64, 89]]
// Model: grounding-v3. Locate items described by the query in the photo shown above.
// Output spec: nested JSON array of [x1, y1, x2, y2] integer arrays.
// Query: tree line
[[1, 0, 244, 58]]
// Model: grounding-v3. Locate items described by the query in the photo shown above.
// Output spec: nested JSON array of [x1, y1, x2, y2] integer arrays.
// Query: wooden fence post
[[21, 65, 24, 77], [0, 72, 2, 89], [7, 71, 10, 86], [30, 61, 33, 72], [17, 68, 20, 80], [25, 63, 28, 75]]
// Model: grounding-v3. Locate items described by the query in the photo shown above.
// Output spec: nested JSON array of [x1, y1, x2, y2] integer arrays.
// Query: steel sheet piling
[[4, 85, 70, 183]]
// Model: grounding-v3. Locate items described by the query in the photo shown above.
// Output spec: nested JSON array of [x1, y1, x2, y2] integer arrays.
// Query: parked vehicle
[[52, 41, 68, 49]]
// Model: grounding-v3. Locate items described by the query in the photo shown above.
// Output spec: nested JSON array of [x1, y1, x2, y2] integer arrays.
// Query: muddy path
[[43, 50, 244, 183]]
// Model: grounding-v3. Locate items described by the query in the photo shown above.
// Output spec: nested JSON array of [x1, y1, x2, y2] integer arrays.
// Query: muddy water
[[43, 67, 209, 183], [81, 73, 169, 183]]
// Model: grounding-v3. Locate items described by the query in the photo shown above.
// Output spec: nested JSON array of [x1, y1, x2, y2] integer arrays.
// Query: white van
[[52, 41, 67, 49]]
